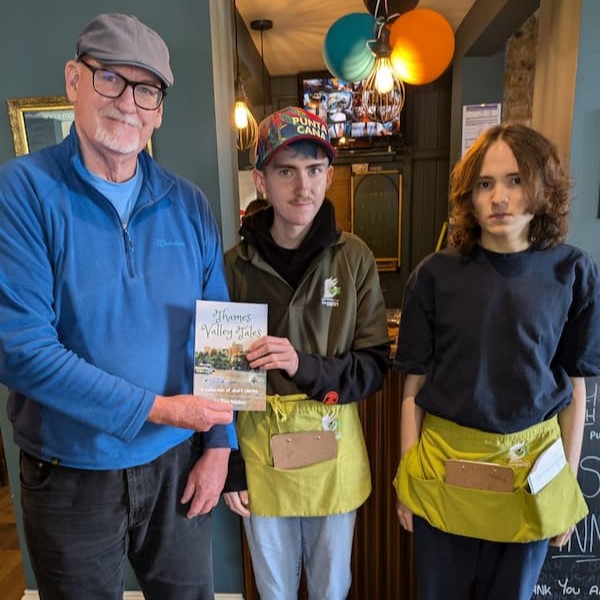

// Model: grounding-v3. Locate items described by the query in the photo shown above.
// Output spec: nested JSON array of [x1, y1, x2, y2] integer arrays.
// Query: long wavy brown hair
[[449, 123, 572, 255]]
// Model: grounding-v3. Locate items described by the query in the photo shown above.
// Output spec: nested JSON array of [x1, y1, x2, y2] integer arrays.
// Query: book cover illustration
[[194, 300, 268, 411]]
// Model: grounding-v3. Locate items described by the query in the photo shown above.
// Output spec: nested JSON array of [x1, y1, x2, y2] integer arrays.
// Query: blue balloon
[[323, 13, 376, 82]]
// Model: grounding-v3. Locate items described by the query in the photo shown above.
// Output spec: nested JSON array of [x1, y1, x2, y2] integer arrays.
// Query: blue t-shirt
[[73, 153, 142, 226]]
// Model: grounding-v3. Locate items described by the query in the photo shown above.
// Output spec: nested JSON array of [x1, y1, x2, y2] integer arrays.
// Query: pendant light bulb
[[234, 77, 258, 151], [373, 59, 395, 94], [362, 24, 405, 123], [235, 101, 250, 129]]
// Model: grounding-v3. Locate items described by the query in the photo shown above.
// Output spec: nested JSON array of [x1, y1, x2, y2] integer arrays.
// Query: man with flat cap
[[0, 13, 235, 599]]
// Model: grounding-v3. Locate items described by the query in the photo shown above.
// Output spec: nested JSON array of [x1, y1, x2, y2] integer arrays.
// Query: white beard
[[95, 109, 144, 154], [95, 126, 141, 154]]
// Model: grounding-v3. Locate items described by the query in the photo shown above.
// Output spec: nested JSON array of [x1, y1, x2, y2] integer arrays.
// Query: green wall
[[569, 0, 600, 261], [0, 0, 244, 594], [0, 1, 228, 222], [461, 52, 505, 106]]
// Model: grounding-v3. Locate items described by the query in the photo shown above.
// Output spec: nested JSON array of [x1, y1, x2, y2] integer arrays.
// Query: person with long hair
[[393, 123, 600, 600]]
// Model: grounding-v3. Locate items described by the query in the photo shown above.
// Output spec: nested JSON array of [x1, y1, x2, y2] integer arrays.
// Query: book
[[193, 300, 268, 411]]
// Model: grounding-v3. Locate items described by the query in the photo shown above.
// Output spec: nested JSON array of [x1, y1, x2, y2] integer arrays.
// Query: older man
[[0, 13, 234, 600]]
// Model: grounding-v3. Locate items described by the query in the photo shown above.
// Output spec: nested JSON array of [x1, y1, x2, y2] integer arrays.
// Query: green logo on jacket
[[321, 276, 340, 307]]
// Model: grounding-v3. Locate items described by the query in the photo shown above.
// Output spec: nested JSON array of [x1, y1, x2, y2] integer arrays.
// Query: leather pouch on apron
[[271, 430, 337, 469]]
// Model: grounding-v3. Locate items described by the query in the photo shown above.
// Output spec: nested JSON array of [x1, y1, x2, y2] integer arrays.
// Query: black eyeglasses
[[78, 59, 166, 111]]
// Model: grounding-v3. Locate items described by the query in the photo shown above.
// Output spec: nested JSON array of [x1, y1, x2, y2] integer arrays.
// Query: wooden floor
[[0, 484, 26, 600]]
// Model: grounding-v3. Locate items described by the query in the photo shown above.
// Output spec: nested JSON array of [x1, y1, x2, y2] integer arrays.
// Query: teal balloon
[[323, 13, 376, 82]]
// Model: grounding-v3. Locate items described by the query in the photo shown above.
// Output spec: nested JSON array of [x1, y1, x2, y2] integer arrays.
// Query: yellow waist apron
[[393, 414, 588, 543], [237, 394, 371, 517]]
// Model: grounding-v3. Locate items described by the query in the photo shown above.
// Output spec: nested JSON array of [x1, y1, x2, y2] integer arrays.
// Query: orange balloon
[[389, 8, 455, 85]]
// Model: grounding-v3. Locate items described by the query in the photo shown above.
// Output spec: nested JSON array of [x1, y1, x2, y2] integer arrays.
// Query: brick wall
[[503, 11, 539, 124]]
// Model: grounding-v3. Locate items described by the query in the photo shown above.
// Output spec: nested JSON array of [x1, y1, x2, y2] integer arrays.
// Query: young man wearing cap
[[223, 106, 390, 599], [0, 13, 235, 599]]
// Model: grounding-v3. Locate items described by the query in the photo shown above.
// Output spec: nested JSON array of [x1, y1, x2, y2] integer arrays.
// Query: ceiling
[[236, 0, 479, 77]]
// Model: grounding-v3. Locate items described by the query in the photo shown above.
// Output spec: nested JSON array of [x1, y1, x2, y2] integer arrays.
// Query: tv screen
[[298, 70, 404, 150]]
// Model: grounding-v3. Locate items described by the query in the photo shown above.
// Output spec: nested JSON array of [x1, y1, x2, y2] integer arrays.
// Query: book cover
[[193, 300, 267, 411]]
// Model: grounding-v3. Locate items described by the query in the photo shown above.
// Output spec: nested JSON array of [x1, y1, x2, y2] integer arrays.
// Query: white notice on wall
[[461, 103, 502, 157]]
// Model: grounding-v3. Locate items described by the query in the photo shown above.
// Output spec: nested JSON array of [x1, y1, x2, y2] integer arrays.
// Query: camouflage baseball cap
[[255, 106, 336, 169]]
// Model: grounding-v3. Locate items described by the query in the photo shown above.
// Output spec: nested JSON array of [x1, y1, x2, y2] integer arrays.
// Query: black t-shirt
[[394, 244, 600, 433]]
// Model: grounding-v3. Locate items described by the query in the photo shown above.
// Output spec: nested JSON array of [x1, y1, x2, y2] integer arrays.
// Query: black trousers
[[413, 516, 549, 600], [20, 438, 214, 600]]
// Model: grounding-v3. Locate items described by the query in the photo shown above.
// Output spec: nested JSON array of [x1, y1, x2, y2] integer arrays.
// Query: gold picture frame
[[6, 95, 153, 157], [6, 96, 74, 156]]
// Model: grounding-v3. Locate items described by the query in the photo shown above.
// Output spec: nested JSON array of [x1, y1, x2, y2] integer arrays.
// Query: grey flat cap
[[75, 13, 174, 87]]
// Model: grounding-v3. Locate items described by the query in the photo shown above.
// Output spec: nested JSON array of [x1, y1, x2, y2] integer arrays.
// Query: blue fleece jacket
[[0, 130, 236, 469]]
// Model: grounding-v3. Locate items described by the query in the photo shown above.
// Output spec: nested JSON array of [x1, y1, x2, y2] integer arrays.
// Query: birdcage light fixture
[[361, 22, 405, 123]]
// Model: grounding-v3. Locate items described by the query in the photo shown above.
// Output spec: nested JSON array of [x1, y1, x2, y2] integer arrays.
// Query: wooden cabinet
[[327, 163, 352, 233], [352, 170, 403, 271], [329, 162, 405, 272]]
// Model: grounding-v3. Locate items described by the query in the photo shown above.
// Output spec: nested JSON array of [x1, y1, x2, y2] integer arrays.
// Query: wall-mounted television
[[297, 70, 405, 151]]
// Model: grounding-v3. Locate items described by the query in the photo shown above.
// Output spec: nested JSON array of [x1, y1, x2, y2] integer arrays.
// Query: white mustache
[[103, 109, 142, 129]]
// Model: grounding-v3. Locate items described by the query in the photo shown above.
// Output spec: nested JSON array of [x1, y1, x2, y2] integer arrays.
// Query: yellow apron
[[237, 394, 371, 517], [393, 414, 588, 542]]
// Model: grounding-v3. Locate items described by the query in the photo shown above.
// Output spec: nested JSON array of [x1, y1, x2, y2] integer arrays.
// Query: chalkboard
[[535, 377, 600, 598]]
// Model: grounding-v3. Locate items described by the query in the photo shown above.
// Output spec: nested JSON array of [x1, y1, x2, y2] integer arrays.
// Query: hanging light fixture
[[250, 18, 273, 119], [233, 0, 257, 151], [361, 21, 405, 123], [234, 77, 257, 151]]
